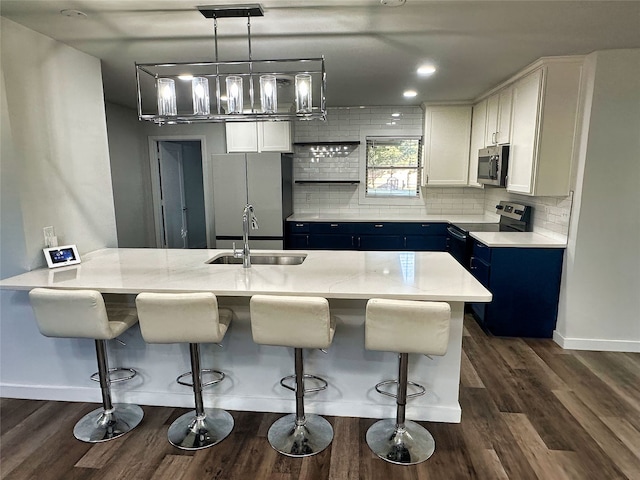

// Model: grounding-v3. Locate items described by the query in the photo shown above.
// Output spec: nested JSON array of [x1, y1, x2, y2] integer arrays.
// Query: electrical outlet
[[43, 226, 58, 247], [306, 193, 312, 202]]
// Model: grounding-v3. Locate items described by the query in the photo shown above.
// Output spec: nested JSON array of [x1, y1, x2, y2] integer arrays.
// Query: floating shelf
[[295, 180, 360, 185]]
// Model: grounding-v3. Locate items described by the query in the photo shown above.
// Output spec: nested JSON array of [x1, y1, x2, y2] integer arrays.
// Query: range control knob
[[496, 204, 504, 210]]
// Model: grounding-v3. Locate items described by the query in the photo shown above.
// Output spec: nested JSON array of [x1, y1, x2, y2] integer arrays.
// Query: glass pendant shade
[[260, 75, 278, 113], [295, 74, 312, 113], [157, 78, 177, 116], [192, 77, 210, 115], [226, 76, 244, 114]]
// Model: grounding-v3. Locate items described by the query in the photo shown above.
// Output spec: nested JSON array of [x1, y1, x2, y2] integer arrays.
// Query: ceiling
[[2, 1, 639, 110]]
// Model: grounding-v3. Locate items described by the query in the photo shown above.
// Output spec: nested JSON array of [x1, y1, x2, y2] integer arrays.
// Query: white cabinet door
[[485, 87, 513, 145], [496, 86, 513, 144], [468, 99, 487, 187], [423, 105, 472, 186], [226, 122, 292, 152], [485, 94, 499, 145], [258, 122, 292, 152], [225, 123, 259, 152], [507, 69, 543, 195]]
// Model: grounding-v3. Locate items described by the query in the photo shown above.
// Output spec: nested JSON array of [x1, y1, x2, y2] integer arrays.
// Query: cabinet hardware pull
[[330, 224, 338, 227], [295, 223, 304, 227], [374, 224, 383, 228]]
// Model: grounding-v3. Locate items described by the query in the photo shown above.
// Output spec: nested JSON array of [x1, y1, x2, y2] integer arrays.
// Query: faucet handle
[[232, 242, 242, 258]]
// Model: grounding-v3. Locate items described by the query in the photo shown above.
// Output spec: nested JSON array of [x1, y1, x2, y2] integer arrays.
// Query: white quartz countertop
[[0, 248, 492, 302], [287, 213, 500, 224], [470, 232, 567, 248]]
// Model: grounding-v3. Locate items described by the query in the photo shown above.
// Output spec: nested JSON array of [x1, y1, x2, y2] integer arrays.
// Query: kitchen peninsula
[[0, 248, 491, 423]]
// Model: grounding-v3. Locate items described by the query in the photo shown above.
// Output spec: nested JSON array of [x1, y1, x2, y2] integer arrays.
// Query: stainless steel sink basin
[[207, 254, 307, 265]]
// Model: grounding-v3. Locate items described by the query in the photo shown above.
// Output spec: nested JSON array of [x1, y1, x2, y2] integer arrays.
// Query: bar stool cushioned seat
[[29, 288, 144, 443], [250, 294, 335, 457], [365, 298, 450, 465], [135, 292, 233, 450]]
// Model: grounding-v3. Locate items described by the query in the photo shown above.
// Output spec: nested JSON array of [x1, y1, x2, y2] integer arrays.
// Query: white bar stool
[[135, 292, 233, 450], [365, 298, 451, 465], [250, 294, 335, 457], [28, 288, 144, 443]]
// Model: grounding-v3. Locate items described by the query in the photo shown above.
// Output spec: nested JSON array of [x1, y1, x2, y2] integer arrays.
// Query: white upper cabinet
[[485, 86, 513, 145], [507, 59, 582, 196], [226, 122, 292, 153], [468, 99, 487, 187], [423, 105, 472, 186]]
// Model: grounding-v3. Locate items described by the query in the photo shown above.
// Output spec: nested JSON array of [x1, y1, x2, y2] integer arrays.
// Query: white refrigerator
[[211, 153, 293, 250]]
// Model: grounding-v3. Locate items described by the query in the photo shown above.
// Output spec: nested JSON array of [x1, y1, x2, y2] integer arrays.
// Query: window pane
[[366, 137, 422, 197]]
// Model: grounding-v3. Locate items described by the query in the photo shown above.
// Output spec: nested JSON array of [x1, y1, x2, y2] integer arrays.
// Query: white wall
[[105, 103, 155, 247], [556, 49, 640, 351], [1, 19, 117, 267], [0, 19, 119, 392]]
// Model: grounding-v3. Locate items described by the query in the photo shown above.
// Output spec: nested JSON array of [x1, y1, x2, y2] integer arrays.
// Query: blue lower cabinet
[[285, 221, 451, 252], [469, 240, 564, 338], [357, 235, 404, 251], [307, 234, 354, 250], [405, 235, 448, 252]]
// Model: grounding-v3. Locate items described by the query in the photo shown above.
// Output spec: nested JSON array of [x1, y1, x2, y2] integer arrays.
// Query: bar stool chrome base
[[168, 408, 234, 450], [73, 404, 144, 443], [366, 419, 435, 465], [268, 413, 333, 457]]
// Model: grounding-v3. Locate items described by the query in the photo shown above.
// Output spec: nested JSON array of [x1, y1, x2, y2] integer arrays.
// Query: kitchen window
[[365, 136, 422, 198]]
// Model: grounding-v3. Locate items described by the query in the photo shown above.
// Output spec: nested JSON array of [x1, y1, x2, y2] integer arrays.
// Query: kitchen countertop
[[0, 248, 492, 302], [470, 232, 567, 248], [287, 213, 500, 224]]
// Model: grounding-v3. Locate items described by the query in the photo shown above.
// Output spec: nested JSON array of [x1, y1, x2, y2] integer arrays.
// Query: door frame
[[148, 135, 212, 248]]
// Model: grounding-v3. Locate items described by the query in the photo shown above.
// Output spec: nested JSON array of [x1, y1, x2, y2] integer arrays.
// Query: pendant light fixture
[[136, 4, 326, 124]]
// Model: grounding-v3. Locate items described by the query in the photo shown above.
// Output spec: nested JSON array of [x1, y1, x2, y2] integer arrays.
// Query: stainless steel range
[[447, 201, 532, 267]]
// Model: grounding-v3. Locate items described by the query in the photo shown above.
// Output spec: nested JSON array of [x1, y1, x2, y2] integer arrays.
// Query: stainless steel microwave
[[477, 145, 509, 186]]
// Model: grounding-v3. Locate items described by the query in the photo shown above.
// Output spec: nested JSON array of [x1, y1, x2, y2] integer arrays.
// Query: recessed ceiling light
[[417, 65, 437, 76], [60, 9, 87, 19], [403, 90, 417, 98], [178, 74, 194, 81], [391, 112, 401, 117]]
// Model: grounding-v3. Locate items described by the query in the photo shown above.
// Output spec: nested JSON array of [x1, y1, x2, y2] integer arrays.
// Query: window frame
[[358, 130, 425, 206]]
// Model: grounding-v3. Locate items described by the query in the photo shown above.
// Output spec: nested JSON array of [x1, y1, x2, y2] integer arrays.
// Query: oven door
[[447, 226, 469, 268]]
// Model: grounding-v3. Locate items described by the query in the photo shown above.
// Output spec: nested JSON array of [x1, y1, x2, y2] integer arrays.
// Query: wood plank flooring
[[1, 315, 639, 480]]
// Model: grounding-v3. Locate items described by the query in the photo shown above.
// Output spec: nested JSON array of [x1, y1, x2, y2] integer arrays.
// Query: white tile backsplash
[[293, 107, 573, 236]]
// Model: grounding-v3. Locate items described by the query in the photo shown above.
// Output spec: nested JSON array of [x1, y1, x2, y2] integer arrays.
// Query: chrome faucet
[[233, 204, 259, 268]]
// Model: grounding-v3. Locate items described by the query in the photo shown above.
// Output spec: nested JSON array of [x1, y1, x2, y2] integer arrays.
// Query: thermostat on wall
[[43, 245, 81, 268]]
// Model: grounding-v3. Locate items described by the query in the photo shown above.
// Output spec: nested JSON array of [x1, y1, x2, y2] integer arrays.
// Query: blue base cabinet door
[[469, 240, 564, 338]]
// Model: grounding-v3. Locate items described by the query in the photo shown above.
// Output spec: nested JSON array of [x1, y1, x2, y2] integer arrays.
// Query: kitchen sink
[[207, 254, 307, 265]]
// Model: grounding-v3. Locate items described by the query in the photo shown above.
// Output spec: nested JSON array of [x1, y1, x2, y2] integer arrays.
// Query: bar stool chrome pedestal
[[365, 298, 451, 465], [29, 288, 144, 443], [250, 295, 335, 457], [136, 292, 234, 450]]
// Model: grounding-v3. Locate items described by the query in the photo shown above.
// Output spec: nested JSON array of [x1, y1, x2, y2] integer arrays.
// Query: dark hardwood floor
[[2, 315, 639, 479]]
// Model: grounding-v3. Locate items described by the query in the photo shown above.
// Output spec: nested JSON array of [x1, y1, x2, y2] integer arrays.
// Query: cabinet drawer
[[357, 222, 405, 235], [469, 256, 490, 287], [288, 222, 310, 233], [472, 240, 492, 264], [357, 235, 404, 251], [309, 222, 355, 234], [308, 234, 354, 250], [405, 235, 448, 251], [402, 223, 448, 236]]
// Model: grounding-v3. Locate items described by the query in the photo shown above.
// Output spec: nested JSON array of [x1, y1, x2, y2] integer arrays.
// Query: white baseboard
[[0, 383, 461, 423], [553, 331, 640, 352]]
